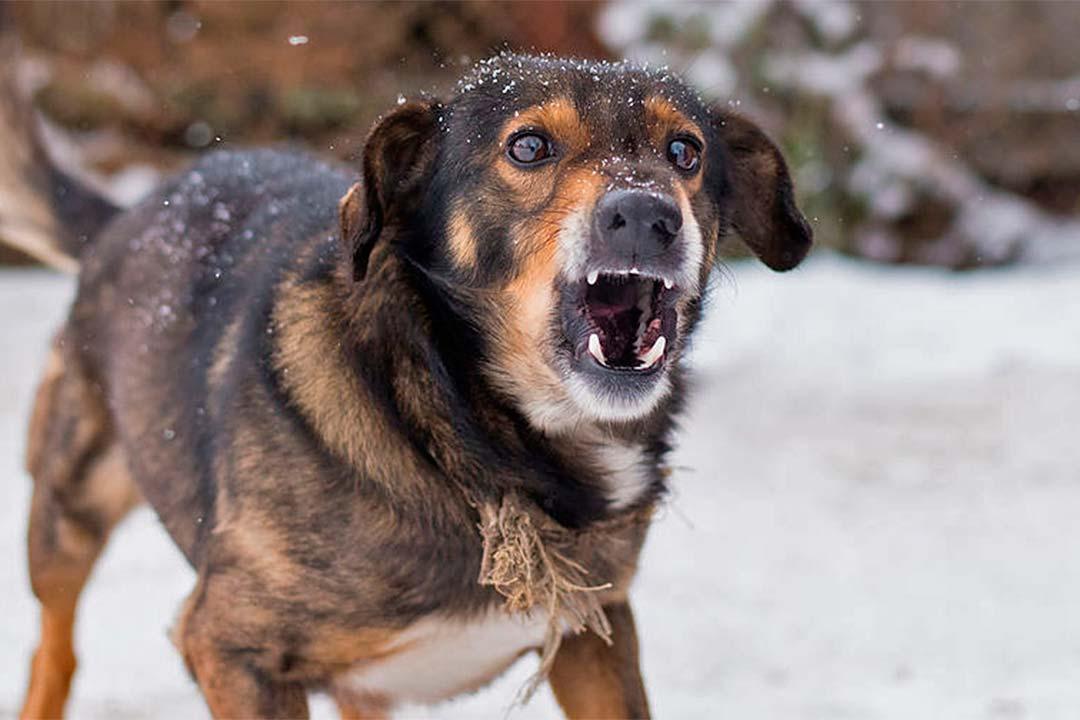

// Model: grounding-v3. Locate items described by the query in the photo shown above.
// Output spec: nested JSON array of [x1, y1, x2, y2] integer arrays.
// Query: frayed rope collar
[[473, 491, 654, 701]]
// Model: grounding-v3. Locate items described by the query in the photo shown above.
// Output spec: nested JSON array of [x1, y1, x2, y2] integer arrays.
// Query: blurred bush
[[10, 1, 606, 166]]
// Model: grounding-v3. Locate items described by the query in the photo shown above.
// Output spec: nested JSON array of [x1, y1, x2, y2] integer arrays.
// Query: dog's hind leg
[[20, 341, 140, 720]]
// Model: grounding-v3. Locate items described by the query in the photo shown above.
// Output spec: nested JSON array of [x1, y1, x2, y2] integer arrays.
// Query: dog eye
[[508, 132, 553, 166], [667, 138, 701, 173]]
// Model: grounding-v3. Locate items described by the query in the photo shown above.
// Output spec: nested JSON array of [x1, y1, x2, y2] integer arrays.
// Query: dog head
[[341, 54, 812, 431]]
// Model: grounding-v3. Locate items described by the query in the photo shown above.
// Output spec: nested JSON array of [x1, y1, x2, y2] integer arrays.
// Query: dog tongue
[[638, 317, 663, 351], [592, 305, 641, 365]]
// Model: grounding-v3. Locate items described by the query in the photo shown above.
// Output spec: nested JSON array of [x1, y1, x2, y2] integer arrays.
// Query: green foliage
[[279, 87, 364, 135]]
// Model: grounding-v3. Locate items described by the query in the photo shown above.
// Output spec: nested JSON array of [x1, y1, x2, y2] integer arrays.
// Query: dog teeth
[[588, 333, 608, 365], [630, 266, 640, 275], [637, 336, 666, 368], [587, 270, 599, 285], [663, 277, 673, 290]]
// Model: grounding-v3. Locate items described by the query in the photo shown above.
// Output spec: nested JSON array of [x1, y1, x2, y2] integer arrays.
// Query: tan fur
[[549, 603, 650, 719], [172, 575, 309, 718], [173, 568, 405, 718], [303, 625, 405, 675], [272, 264, 487, 516], [272, 274, 434, 499], [21, 606, 77, 720], [206, 316, 245, 393], [488, 167, 608, 427], [333, 689, 391, 720], [501, 98, 591, 156], [446, 203, 479, 269], [178, 620, 308, 718], [339, 183, 365, 241], [21, 342, 139, 720], [0, 44, 77, 273], [24, 349, 64, 473], [495, 98, 591, 202], [645, 96, 706, 196], [213, 507, 305, 592]]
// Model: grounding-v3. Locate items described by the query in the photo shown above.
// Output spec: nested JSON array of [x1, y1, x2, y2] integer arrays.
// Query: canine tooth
[[638, 335, 666, 368], [587, 270, 599, 285], [588, 333, 607, 365], [663, 277, 673, 289]]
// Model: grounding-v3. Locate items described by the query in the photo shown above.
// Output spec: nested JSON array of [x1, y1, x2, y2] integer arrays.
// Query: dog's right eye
[[507, 132, 554, 166]]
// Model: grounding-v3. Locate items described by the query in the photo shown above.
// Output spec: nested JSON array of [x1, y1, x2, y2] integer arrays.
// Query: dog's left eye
[[667, 138, 701, 173], [508, 132, 554, 166]]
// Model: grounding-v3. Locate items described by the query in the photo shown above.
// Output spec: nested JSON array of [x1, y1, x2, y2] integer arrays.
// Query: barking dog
[[5, 53, 811, 719]]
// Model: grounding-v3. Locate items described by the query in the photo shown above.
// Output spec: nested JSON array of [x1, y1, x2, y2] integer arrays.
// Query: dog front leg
[[548, 601, 651, 719], [174, 582, 309, 719]]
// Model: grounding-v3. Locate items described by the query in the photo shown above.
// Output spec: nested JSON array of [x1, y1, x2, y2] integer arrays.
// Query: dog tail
[[0, 33, 120, 273]]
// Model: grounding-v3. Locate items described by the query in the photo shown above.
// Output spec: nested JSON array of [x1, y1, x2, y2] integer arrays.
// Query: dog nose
[[594, 190, 683, 254]]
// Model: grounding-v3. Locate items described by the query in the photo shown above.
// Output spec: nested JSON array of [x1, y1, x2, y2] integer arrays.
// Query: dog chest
[[333, 611, 548, 706], [594, 440, 654, 510]]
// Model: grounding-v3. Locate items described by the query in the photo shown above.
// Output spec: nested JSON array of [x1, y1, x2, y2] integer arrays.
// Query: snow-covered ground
[[3, 253, 1079, 719]]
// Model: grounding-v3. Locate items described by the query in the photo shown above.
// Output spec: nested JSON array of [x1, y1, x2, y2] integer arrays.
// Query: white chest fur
[[334, 612, 548, 707], [593, 440, 653, 510]]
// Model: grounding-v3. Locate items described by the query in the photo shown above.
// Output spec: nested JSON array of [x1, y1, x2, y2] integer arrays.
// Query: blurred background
[[2, 0, 1078, 268], [2, 2, 1080, 719]]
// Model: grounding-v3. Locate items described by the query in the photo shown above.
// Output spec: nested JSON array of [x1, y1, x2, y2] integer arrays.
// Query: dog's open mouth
[[575, 272, 677, 373]]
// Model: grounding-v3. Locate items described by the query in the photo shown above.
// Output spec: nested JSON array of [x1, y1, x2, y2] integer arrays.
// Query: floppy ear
[[340, 100, 440, 281], [711, 111, 812, 271]]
